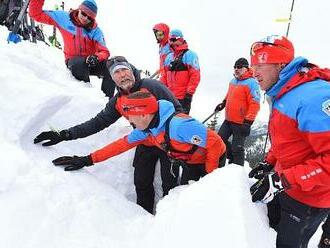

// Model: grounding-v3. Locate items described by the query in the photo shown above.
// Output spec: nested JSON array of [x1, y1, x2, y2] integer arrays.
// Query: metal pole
[[202, 111, 216, 124], [286, 0, 295, 37]]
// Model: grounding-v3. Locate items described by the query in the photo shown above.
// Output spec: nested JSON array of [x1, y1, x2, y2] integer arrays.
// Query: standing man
[[214, 58, 260, 166], [163, 29, 200, 114], [52, 91, 226, 186], [152, 23, 171, 83], [29, 0, 115, 97], [34, 57, 182, 214], [248, 35, 330, 248]]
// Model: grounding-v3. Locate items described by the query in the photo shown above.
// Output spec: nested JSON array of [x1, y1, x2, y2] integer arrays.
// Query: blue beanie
[[170, 29, 184, 39], [79, 0, 98, 19]]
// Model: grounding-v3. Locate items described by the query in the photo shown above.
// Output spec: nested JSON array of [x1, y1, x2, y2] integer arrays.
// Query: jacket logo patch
[[322, 100, 330, 116], [191, 135, 202, 145]]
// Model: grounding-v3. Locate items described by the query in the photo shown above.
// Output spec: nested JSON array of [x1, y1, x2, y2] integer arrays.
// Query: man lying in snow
[[52, 91, 226, 186]]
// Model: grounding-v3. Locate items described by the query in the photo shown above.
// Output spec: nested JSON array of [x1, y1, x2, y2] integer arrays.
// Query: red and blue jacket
[[153, 23, 171, 83], [163, 43, 200, 100], [91, 100, 226, 173], [265, 57, 330, 208], [224, 69, 260, 124], [29, 0, 110, 61]]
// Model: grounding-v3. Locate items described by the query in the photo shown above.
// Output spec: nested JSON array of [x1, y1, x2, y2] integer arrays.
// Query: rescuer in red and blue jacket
[[248, 35, 330, 248], [52, 91, 226, 188], [152, 23, 171, 83], [214, 57, 260, 166], [29, 0, 115, 97], [163, 29, 200, 114]]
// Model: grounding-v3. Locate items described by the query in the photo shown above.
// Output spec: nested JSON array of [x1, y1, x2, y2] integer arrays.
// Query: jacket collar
[[266, 57, 308, 98]]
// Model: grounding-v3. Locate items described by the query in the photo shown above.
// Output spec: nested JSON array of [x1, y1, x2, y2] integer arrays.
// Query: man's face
[[128, 114, 151, 130], [233, 67, 248, 79], [154, 30, 165, 43], [78, 9, 92, 25], [252, 64, 283, 91], [112, 68, 135, 92], [169, 37, 183, 48]]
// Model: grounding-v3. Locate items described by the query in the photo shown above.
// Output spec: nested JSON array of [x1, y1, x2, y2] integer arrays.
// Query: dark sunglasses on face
[[80, 10, 92, 21], [169, 37, 179, 42], [234, 65, 244, 69]]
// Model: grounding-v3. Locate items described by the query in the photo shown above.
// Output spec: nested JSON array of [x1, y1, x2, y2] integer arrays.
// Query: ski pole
[[149, 70, 159, 79], [202, 111, 216, 124], [286, 0, 295, 38]]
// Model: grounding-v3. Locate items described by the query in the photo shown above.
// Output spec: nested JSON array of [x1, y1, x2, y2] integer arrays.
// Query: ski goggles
[[250, 41, 290, 56]]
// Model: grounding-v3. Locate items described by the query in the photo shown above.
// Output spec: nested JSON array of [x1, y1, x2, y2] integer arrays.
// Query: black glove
[[52, 155, 93, 171], [34, 130, 72, 146], [250, 172, 289, 203], [184, 93, 192, 105], [214, 100, 226, 112], [86, 55, 99, 67], [182, 93, 192, 113], [248, 161, 274, 179], [240, 119, 253, 136]]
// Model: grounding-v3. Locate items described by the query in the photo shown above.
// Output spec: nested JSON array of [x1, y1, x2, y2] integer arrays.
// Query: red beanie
[[122, 93, 158, 115], [250, 35, 294, 65]]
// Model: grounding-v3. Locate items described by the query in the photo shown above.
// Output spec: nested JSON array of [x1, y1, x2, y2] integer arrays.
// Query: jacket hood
[[149, 100, 175, 136], [153, 23, 170, 46]]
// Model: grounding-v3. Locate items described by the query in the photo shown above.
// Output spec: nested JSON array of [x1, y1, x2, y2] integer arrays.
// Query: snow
[[0, 0, 327, 246]]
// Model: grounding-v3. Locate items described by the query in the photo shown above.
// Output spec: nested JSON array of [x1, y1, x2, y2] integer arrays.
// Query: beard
[[118, 78, 134, 92]]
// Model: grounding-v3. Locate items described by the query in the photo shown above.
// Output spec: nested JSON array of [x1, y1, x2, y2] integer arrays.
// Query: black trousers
[[133, 145, 179, 214], [322, 215, 330, 236], [66, 56, 116, 97], [218, 120, 246, 166], [272, 193, 330, 248], [180, 152, 226, 185]]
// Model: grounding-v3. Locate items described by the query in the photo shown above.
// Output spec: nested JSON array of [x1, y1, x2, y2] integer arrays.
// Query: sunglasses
[[234, 65, 244, 69], [250, 42, 288, 56], [169, 37, 179, 42], [80, 10, 93, 21]]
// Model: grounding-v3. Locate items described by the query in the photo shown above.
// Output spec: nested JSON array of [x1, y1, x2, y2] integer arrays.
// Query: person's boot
[[319, 233, 330, 248]]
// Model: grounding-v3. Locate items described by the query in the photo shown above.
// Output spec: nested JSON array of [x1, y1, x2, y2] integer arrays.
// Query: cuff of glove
[[243, 119, 254, 126], [279, 172, 292, 190], [85, 155, 94, 166], [60, 130, 73, 141], [184, 93, 193, 99]]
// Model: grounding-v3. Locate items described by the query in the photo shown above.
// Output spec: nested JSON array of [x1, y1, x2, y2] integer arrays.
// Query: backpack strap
[[162, 112, 199, 160]]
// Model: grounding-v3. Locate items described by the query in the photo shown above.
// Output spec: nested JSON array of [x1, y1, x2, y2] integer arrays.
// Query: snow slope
[[0, 16, 323, 248]]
